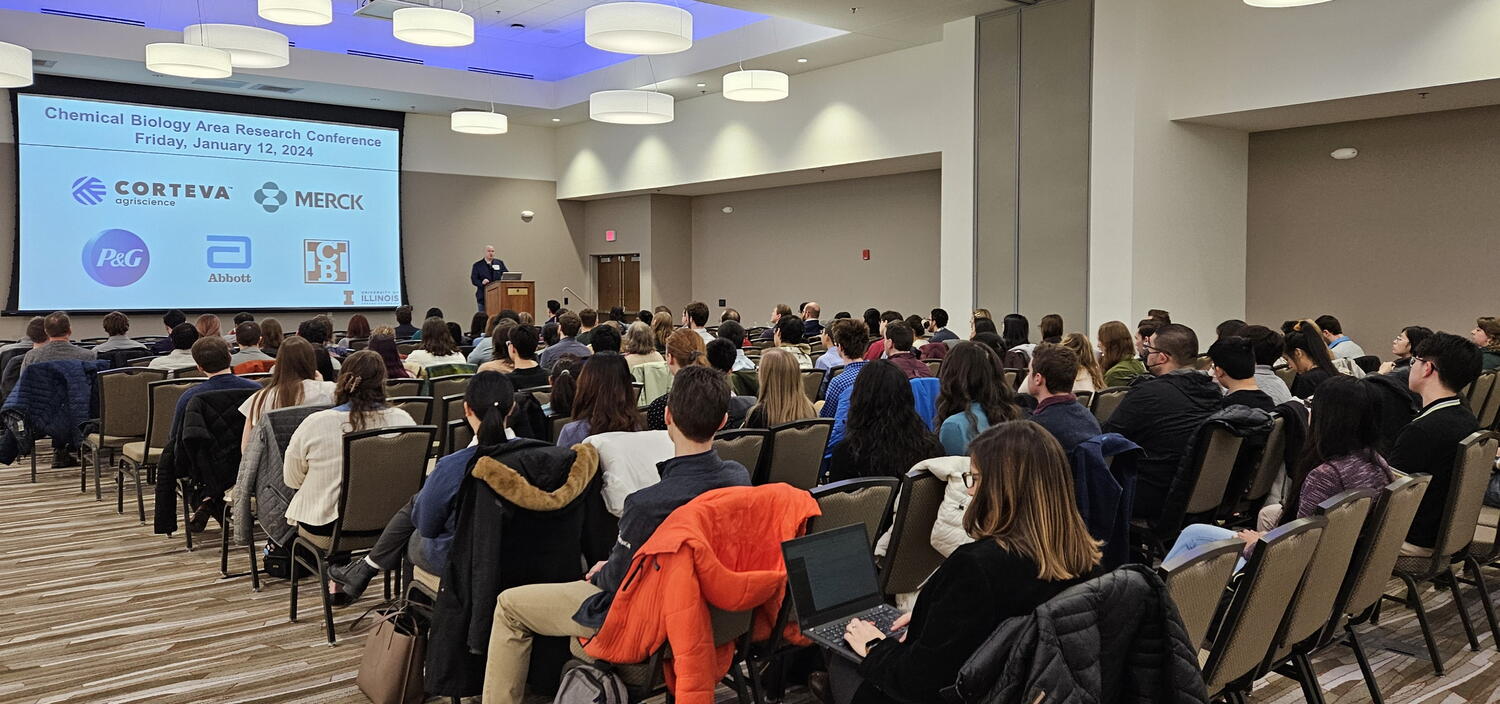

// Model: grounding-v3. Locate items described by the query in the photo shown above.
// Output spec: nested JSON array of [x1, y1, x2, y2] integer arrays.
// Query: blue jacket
[[412, 445, 480, 572], [0, 359, 108, 463], [910, 377, 941, 429], [471, 258, 507, 301], [1069, 433, 1141, 570]]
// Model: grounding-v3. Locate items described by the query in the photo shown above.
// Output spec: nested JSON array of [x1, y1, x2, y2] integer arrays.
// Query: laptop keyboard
[[808, 607, 902, 644]]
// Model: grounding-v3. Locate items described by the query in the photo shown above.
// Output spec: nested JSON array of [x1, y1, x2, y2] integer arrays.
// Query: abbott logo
[[82, 228, 150, 287], [206, 235, 251, 269], [72, 176, 107, 205], [304, 240, 349, 283]]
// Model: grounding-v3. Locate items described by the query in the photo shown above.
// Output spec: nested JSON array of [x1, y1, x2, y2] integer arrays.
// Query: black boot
[[52, 448, 79, 469], [328, 559, 380, 603]]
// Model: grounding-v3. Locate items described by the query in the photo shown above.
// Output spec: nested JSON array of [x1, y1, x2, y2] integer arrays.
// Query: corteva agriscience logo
[[304, 240, 349, 283], [74, 175, 231, 207], [255, 181, 365, 213], [72, 176, 106, 205], [82, 228, 150, 287]]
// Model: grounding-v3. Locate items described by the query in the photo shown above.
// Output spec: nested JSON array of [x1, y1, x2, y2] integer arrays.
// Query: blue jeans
[[1164, 523, 1247, 572]]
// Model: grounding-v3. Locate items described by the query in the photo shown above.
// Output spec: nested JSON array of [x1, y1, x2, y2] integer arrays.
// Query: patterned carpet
[[3, 455, 1500, 703]]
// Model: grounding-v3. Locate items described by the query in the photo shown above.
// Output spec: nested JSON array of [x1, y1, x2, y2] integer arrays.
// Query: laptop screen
[[782, 524, 885, 627]]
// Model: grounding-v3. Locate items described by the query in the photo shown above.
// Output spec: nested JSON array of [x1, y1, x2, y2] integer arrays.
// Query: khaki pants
[[482, 580, 602, 704]]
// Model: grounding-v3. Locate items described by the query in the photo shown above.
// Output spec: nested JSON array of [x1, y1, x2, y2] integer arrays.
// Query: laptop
[[499, 271, 524, 281], [782, 523, 906, 662]]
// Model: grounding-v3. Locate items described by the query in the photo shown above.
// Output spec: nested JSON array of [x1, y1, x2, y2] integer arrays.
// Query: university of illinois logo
[[304, 240, 349, 283]]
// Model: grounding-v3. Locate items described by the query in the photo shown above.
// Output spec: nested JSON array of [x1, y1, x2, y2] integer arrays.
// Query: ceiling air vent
[[353, 0, 433, 21], [468, 66, 535, 80], [192, 78, 250, 88], [346, 49, 424, 65], [32, 59, 57, 68], [39, 8, 145, 26], [248, 84, 303, 94]]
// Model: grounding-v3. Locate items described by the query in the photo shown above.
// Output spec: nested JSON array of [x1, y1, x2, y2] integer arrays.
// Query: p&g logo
[[72, 176, 107, 205], [82, 229, 150, 287]]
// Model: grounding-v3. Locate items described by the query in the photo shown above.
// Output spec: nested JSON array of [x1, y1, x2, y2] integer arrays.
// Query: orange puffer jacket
[[583, 483, 819, 704]]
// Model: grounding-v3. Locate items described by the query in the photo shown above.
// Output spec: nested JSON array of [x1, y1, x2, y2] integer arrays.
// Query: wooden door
[[597, 256, 623, 312], [595, 254, 641, 312], [620, 255, 640, 311]]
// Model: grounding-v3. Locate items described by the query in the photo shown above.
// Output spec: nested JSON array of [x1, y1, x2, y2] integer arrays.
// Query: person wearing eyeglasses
[[1393, 332, 1484, 557], [1101, 323, 1222, 521]]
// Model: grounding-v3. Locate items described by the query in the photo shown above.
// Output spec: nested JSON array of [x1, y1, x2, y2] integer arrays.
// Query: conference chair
[[81, 367, 166, 501], [1135, 425, 1244, 559], [1073, 390, 1093, 408], [1254, 490, 1376, 704], [1159, 538, 1242, 649], [1324, 474, 1429, 704], [288, 425, 436, 644], [1236, 414, 1288, 519], [1199, 517, 1325, 704], [1464, 370, 1496, 414], [923, 359, 942, 376], [761, 419, 833, 489], [800, 368, 825, 402], [387, 396, 434, 426], [1274, 366, 1296, 388], [445, 418, 474, 457], [430, 393, 465, 456], [1386, 431, 1498, 674], [878, 468, 947, 599], [396, 341, 420, 356], [1471, 371, 1500, 431], [127, 356, 157, 367], [385, 377, 424, 397], [1089, 386, 1130, 424], [808, 477, 899, 549], [713, 429, 769, 483], [567, 607, 759, 704], [346, 337, 369, 351], [118, 378, 203, 522], [427, 372, 471, 400]]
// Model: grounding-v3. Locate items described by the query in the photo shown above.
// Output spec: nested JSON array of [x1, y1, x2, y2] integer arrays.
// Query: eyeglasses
[[1412, 356, 1435, 371], [961, 472, 977, 488]]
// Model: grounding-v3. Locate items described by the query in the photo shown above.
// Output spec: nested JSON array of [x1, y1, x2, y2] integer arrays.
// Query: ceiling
[[704, 0, 1027, 43]]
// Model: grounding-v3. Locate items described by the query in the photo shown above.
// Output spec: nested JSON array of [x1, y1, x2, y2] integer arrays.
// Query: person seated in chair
[[1026, 343, 1101, 454], [1394, 332, 1483, 557], [481, 366, 750, 704], [93, 311, 148, 354], [149, 323, 200, 371], [230, 322, 273, 366], [1209, 336, 1274, 411], [21, 312, 96, 372]]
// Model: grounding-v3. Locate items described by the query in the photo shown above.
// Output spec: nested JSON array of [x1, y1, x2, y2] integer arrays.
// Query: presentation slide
[[14, 94, 402, 312]]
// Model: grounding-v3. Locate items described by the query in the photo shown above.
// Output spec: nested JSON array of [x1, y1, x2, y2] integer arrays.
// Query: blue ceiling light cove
[[0, 0, 768, 81]]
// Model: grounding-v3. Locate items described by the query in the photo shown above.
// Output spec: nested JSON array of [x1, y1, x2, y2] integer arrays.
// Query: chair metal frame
[[116, 378, 203, 522], [81, 367, 166, 501]]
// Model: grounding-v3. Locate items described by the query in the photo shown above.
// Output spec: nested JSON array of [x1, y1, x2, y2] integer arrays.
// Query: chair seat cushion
[[121, 442, 161, 465], [1481, 505, 1499, 529], [296, 526, 376, 554], [568, 637, 655, 686], [83, 433, 138, 449], [412, 565, 441, 592]]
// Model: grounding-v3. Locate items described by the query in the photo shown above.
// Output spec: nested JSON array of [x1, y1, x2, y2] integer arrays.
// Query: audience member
[[1148, 309, 1172, 324], [706, 338, 757, 427], [556, 353, 642, 446], [649, 311, 675, 352], [169, 335, 262, 524], [404, 317, 466, 369], [466, 314, 500, 365], [1209, 336, 1274, 411], [338, 314, 371, 347], [259, 318, 284, 358], [827, 360, 943, 483], [1238, 325, 1293, 406], [682, 302, 713, 343], [588, 323, 622, 354], [1001, 314, 1033, 358], [622, 321, 665, 367], [1039, 314, 1064, 345], [230, 323, 272, 366], [467, 312, 489, 343], [636, 309, 652, 325], [803, 302, 824, 339], [500, 325, 547, 390], [1102, 323, 1222, 520], [935, 342, 1019, 455], [815, 325, 844, 371], [446, 321, 468, 348], [882, 321, 931, 379], [1316, 314, 1365, 359], [927, 308, 957, 344], [542, 322, 561, 350], [482, 366, 750, 704], [150, 323, 200, 370], [540, 312, 592, 371], [760, 303, 793, 341], [194, 314, 222, 340], [575, 309, 599, 347], [1, 318, 48, 400], [820, 319, 874, 445], [862, 311, 904, 361], [1135, 318, 1162, 360], [1472, 316, 1500, 371], [368, 334, 411, 379], [1395, 332, 1483, 556], [393, 305, 418, 339], [972, 331, 1005, 358], [1379, 325, 1432, 377], [283, 351, 415, 538], [0, 316, 44, 356], [1025, 343, 1102, 453], [773, 314, 814, 369], [239, 336, 333, 451], [645, 329, 710, 430], [715, 320, 755, 372], [21, 312, 97, 371], [151, 310, 188, 354], [1215, 319, 1245, 341], [864, 308, 884, 339], [1283, 320, 1339, 399], [93, 312, 147, 354], [841, 421, 1100, 704], [545, 300, 562, 325], [721, 308, 741, 323], [479, 321, 518, 374], [233, 311, 255, 326], [745, 347, 817, 429]]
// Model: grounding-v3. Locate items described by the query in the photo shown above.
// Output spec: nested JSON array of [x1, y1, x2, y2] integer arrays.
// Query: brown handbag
[[355, 609, 426, 704]]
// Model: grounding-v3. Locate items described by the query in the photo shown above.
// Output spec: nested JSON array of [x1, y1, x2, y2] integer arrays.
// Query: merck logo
[[72, 176, 106, 205], [82, 229, 150, 287]]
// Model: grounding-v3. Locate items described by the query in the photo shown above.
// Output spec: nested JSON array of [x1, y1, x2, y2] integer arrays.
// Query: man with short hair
[[927, 308, 957, 344], [233, 312, 255, 326], [472, 245, 507, 312], [716, 320, 756, 372], [863, 311, 905, 361], [883, 322, 931, 379], [152, 310, 188, 354], [1208, 336, 1274, 411], [589, 323, 622, 354], [1316, 314, 1366, 359], [94, 311, 148, 354], [1395, 332, 1483, 557], [772, 315, 813, 370], [760, 303, 793, 341], [683, 302, 713, 343], [545, 299, 562, 325], [815, 327, 843, 371], [575, 308, 600, 346], [230, 322, 272, 366], [0, 318, 49, 402], [150, 323, 200, 370], [22, 312, 97, 371], [721, 308, 741, 323], [394, 305, 418, 339], [539, 312, 591, 371], [1028, 343, 1102, 453], [1134, 318, 1162, 361], [1238, 325, 1294, 406], [802, 302, 823, 339], [482, 366, 750, 703], [173, 336, 261, 421], [1102, 323, 1224, 519], [821, 318, 873, 446], [0, 316, 44, 356], [506, 325, 549, 390]]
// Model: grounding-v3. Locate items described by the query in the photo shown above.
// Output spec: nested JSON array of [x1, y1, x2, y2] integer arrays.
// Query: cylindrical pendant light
[[393, 7, 474, 47], [0, 41, 33, 88], [451, 110, 509, 135], [145, 42, 233, 79], [590, 89, 674, 125], [723, 69, 788, 102], [184, 24, 290, 68], [585, 2, 693, 55], [258, 0, 333, 26], [1243, 0, 1333, 6]]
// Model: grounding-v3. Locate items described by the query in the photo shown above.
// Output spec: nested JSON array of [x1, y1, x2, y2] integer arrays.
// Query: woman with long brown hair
[[556, 353, 643, 446], [1062, 332, 1104, 392], [743, 347, 816, 429], [650, 311, 675, 353], [238, 336, 334, 450], [644, 328, 709, 430], [935, 342, 1020, 454], [367, 334, 410, 379], [405, 317, 465, 369], [1097, 320, 1143, 387], [195, 313, 222, 339], [337, 314, 371, 346], [842, 421, 1101, 704]]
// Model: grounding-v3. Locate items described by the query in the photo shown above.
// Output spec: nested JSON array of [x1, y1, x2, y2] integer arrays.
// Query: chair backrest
[[347, 337, 370, 351], [809, 477, 899, 548], [429, 373, 472, 401], [801, 368, 826, 402], [1270, 489, 1377, 662], [128, 356, 157, 367], [924, 359, 942, 376], [98, 367, 167, 438], [145, 378, 204, 450], [1475, 371, 1500, 431], [1335, 474, 1431, 621], [387, 396, 434, 426], [1073, 390, 1093, 408], [550, 414, 570, 443], [446, 418, 474, 454], [1274, 366, 1296, 387], [433, 393, 466, 454], [1429, 431, 1500, 560], [713, 429, 769, 482], [1183, 426, 1245, 515], [397, 341, 421, 355], [879, 468, 947, 596], [334, 426, 437, 545], [1243, 415, 1287, 504], [1201, 517, 1326, 694], [171, 366, 206, 379], [1160, 538, 1243, 649], [386, 378, 424, 396], [1465, 371, 1496, 414], [241, 372, 271, 381], [763, 419, 833, 489], [1090, 386, 1130, 423], [1002, 369, 1017, 391]]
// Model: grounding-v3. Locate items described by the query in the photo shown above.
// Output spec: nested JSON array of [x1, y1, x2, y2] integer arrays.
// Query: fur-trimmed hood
[[472, 441, 600, 511]]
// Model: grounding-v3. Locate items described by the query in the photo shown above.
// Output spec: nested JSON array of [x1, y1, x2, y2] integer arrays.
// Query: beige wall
[[1247, 104, 1500, 351], [689, 170, 941, 327]]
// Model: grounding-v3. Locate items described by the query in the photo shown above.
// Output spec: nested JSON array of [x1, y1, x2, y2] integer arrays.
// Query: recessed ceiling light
[[552, 117, 561, 122], [696, 82, 706, 88], [796, 57, 808, 63]]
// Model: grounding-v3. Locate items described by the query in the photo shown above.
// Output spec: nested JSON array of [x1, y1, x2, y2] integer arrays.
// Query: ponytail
[[464, 371, 516, 448]]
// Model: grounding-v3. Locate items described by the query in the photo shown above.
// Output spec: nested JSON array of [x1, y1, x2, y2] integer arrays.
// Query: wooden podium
[[485, 280, 534, 319]]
